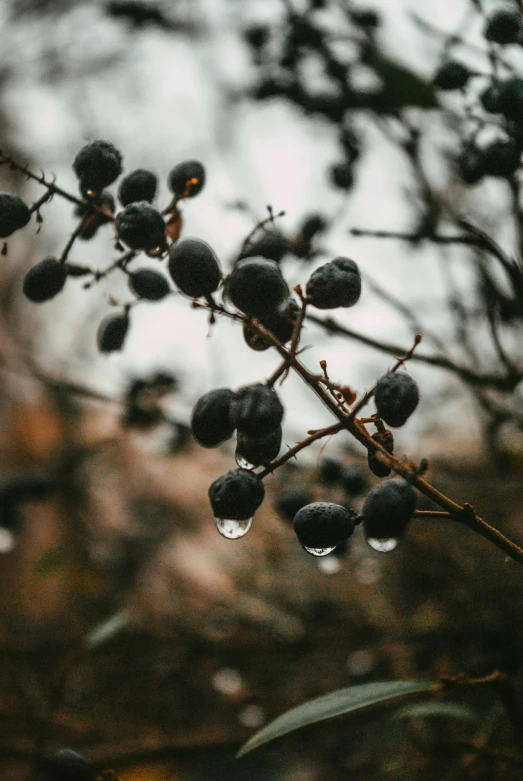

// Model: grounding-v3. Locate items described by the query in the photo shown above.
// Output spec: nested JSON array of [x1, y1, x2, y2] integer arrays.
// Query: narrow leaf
[[85, 611, 129, 650], [237, 680, 431, 757], [394, 701, 478, 723]]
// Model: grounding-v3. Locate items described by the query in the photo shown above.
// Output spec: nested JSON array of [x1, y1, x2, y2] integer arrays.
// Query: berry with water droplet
[[485, 9, 523, 45], [293, 502, 355, 551], [306, 257, 361, 309], [168, 160, 205, 199], [191, 387, 236, 448], [367, 430, 394, 477], [362, 478, 417, 543], [232, 383, 284, 436], [116, 201, 167, 253], [128, 269, 170, 300], [374, 371, 419, 428], [73, 140, 123, 193], [97, 311, 130, 353], [433, 61, 471, 90], [209, 468, 265, 520], [118, 169, 158, 206], [236, 425, 282, 467], [23, 257, 67, 302], [168, 238, 222, 298], [0, 193, 31, 238], [225, 257, 289, 317]]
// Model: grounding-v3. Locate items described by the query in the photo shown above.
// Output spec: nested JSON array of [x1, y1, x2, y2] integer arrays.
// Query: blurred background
[[1, 0, 523, 779]]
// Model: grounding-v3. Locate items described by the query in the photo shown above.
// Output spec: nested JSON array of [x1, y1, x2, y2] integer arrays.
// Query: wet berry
[[116, 201, 167, 253], [0, 193, 31, 238], [224, 257, 289, 318], [485, 9, 523, 45], [118, 169, 158, 206], [274, 489, 314, 523], [293, 502, 355, 549], [362, 479, 417, 540], [190, 388, 236, 448], [236, 425, 282, 467], [73, 140, 123, 193], [42, 749, 96, 781], [97, 311, 130, 353], [168, 160, 205, 199], [367, 430, 394, 478], [306, 257, 361, 309], [209, 468, 265, 520], [232, 383, 284, 436], [128, 269, 170, 300], [23, 258, 67, 302], [168, 238, 222, 298], [374, 371, 419, 428]]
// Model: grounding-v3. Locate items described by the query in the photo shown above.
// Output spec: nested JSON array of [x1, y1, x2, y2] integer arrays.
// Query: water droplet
[[366, 537, 398, 553], [239, 703, 265, 728], [318, 556, 342, 575], [303, 545, 336, 557], [0, 528, 14, 553], [235, 454, 255, 470], [214, 517, 253, 539]]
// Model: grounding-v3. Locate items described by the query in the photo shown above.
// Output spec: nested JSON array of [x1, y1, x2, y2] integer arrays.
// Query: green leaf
[[237, 680, 432, 757], [394, 701, 478, 723], [85, 611, 129, 650]]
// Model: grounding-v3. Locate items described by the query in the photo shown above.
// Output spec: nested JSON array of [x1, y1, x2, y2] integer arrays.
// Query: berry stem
[[258, 422, 344, 478]]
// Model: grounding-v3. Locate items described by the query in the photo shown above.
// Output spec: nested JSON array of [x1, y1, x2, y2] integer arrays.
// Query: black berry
[[116, 201, 167, 253], [97, 311, 130, 353], [433, 61, 471, 90], [236, 425, 282, 467], [362, 479, 417, 540], [224, 257, 289, 318], [191, 387, 236, 448], [329, 162, 354, 190], [318, 457, 343, 485], [232, 383, 284, 436], [168, 238, 222, 297], [483, 138, 521, 177], [128, 269, 170, 300], [340, 464, 369, 496], [485, 9, 523, 45], [306, 257, 361, 309], [240, 231, 289, 263], [374, 371, 419, 428], [274, 489, 314, 523], [480, 82, 505, 113], [23, 258, 67, 302], [118, 169, 158, 206], [0, 193, 31, 238], [299, 213, 327, 240], [457, 143, 485, 185], [209, 468, 265, 520], [168, 160, 205, 199], [42, 749, 96, 781], [367, 430, 394, 478], [244, 24, 270, 50], [293, 502, 355, 550], [73, 140, 123, 193]]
